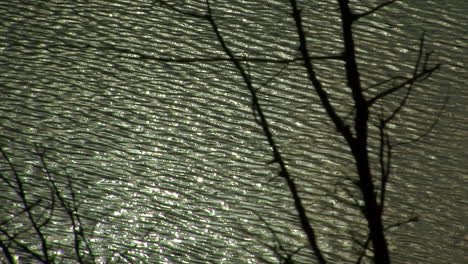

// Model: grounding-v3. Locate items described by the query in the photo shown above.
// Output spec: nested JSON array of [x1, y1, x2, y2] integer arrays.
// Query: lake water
[[0, 1, 466, 263]]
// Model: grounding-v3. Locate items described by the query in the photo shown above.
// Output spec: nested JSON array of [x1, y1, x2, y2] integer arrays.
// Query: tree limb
[[289, 0, 354, 146], [353, 0, 398, 21], [204, 0, 327, 262], [36, 146, 96, 264], [0, 148, 51, 263], [367, 33, 441, 107]]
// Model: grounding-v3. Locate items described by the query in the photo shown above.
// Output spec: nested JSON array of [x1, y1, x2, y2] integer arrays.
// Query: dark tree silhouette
[[152, 0, 441, 263], [0, 1, 444, 263]]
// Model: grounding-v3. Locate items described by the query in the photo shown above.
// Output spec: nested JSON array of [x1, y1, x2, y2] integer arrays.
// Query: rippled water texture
[[1, 1, 466, 263]]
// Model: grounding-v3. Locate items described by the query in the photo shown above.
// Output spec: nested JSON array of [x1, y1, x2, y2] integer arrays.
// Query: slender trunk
[[337, 1, 390, 262], [352, 143, 390, 264]]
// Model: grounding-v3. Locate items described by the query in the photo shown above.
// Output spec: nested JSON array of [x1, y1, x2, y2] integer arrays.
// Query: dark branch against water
[[353, 0, 398, 21], [0, 148, 51, 263], [202, 1, 327, 262]]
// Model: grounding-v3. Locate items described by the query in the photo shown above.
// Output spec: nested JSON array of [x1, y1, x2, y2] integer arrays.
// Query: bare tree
[[152, 0, 441, 263], [0, 146, 96, 264], [1, 1, 445, 263]]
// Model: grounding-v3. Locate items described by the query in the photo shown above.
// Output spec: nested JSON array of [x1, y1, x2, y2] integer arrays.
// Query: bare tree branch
[[0, 148, 51, 263], [377, 121, 392, 213], [353, 212, 416, 264], [354, 235, 371, 264], [382, 33, 427, 123], [35, 146, 96, 264], [384, 216, 419, 230], [0, 199, 42, 227], [290, 0, 354, 146], [0, 228, 45, 263], [203, 0, 327, 262], [367, 76, 407, 91], [130, 53, 342, 63], [154, 0, 207, 19], [0, 239, 15, 264], [367, 32, 441, 108], [367, 64, 440, 107], [336, 0, 394, 262], [258, 214, 306, 264], [394, 89, 449, 147], [353, 0, 398, 21], [367, 33, 447, 218]]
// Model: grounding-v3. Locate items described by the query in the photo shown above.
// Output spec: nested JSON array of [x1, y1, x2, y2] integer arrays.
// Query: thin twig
[[367, 63, 440, 107], [367, 33, 441, 108], [385, 216, 419, 230], [0, 148, 50, 263], [353, 0, 398, 20], [0, 239, 15, 264], [35, 146, 97, 264], [0, 228, 45, 262], [354, 235, 371, 264]]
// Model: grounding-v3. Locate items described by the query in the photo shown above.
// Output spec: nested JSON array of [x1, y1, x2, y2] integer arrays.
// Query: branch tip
[[354, 0, 398, 20]]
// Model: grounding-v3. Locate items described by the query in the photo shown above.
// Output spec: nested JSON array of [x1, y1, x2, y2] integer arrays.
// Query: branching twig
[[0, 147, 50, 263], [111, 227, 155, 264], [353, 0, 398, 21], [384, 32, 427, 123], [367, 33, 441, 108], [258, 215, 305, 264], [394, 87, 449, 147], [290, 0, 353, 146], [0, 238, 15, 264], [372, 33, 443, 217], [0, 198, 43, 227], [366, 64, 440, 107], [154, 0, 207, 19], [354, 235, 371, 264], [35, 146, 96, 264], [353, 215, 418, 264], [385, 216, 419, 230], [0, 228, 45, 262]]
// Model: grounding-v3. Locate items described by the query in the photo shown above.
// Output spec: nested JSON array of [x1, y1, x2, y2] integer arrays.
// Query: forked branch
[[367, 33, 441, 108], [353, 0, 398, 21], [0, 147, 51, 263], [36, 146, 96, 264]]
